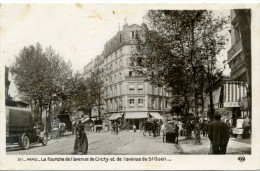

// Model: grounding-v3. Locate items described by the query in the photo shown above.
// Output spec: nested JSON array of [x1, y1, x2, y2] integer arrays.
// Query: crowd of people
[[69, 114, 250, 155]]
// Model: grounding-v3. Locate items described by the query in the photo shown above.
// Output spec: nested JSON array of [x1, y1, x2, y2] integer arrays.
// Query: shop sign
[[223, 102, 239, 107]]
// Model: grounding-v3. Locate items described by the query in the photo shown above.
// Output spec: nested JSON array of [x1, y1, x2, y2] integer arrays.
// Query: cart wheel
[[20, 135, 30, 150], [41, 133, 48, 146]]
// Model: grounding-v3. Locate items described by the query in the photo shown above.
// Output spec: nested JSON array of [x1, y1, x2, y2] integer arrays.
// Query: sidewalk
[[175, 135, 251, 155]]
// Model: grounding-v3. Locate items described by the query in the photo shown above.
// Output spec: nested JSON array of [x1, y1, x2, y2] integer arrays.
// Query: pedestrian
[[51, 117, 60, 139], [113, 121, 118, 134], [186, 120, 192, 139], [175, 122, 179, 144], [165, 121, 176, 143], [139, 122, 143, 132], [72, 120, 88, 155], [242, 115, 251, 139], [133, 124, 136, 132], [72, 121, 76, 135], [194, 122, 201, 145], [208, 114, 230, 154], [152, 119, 158, 137], [202, 120, 208, 137], [59, 122, 65, 137]]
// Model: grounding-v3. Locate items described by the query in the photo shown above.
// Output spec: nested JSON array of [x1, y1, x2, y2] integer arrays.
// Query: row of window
[[106, 84, 122, 97], [105, 30, 137, 54], [105, 47, 123, 63], [107, 97, 168, 111], [106, 83, 171, 97], [106, 73, 123, 84], [105, 59, 123, 73], [129, 84, 144, 91], [106, 84, 145, 97]]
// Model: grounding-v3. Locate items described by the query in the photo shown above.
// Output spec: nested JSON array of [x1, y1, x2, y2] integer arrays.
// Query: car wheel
[[21, 135, 30, 150]]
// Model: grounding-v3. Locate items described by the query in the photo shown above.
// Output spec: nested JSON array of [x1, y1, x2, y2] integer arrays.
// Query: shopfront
[[124, 112, 148, 130], [108, 113, 123, 130]]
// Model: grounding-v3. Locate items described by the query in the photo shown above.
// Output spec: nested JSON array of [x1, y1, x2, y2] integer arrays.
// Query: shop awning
[[149, 112, 163, 120], [109, 113, 123, 120], [125, 112, 148, 119]]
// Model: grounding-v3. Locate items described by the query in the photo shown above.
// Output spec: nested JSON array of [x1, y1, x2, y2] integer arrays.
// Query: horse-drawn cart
[[163, 122, 178, 143], [143, 120, 160, 137]]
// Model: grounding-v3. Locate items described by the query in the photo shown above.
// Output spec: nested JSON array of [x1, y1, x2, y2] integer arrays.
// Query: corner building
[[101, 23, 170, 130], [227, 10, 250, 117], [227, 10, 249, 81]]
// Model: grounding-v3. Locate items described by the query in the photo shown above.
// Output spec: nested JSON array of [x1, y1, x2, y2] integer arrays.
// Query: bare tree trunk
[[208, 87, 215, 121], [191, 17, 198, 119], [39, 98, 43, 123]]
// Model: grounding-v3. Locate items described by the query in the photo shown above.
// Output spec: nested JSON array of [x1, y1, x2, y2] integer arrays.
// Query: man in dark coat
[[208, 114, 230, 154], [72, 120, 88, 154]]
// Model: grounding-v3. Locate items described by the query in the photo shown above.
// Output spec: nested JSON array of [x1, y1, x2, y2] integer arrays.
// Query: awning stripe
[[109, 113, 122, 120], [125, 112, 148, 119], [149, 112, 163, 119]]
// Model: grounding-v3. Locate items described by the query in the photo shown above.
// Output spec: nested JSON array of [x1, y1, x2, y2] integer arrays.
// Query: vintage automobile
[[6, 106, 48, 150], [231, 118, 244, 138]]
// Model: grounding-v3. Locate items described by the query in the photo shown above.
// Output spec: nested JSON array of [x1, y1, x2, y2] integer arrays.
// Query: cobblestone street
[[6, 131, 251, 155]]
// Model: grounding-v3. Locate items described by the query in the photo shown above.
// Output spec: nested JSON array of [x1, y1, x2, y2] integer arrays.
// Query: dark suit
[[208, 120, 230, 154]]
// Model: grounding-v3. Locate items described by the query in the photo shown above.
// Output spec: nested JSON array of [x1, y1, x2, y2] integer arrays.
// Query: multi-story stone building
[[82, 54, 106, 121], [83, 59, 94, 79], [83, 23, 171, 130], [227, 10, 249, 82], [227, 9, 250, 118]]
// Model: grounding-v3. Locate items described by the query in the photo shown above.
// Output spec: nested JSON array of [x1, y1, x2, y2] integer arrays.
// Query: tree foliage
[[131, 10, 229, 119], [10, 43, 73, 123], [71, 68, 104, 120]]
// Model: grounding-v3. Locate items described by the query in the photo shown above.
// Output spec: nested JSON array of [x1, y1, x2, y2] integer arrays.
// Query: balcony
[[127, 90, 145, 94], [228, 39, 242, 63], [125, 76, 145, 81], [230, 63, 247, 81]]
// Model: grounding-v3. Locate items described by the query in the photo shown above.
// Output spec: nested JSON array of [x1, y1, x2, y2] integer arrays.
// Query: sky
[[1, 4, 230, 98]]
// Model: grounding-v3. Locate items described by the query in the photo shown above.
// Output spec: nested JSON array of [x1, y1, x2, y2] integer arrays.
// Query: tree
[[11, 43, 49, 123], [43, 46, 73, 131], [131, 10, 229, 120], [10, 43, 73, 126], [72, 68, 104, 121]]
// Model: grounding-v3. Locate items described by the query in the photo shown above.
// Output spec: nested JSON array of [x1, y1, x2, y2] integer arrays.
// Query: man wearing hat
[[208, 113, 230, 154]]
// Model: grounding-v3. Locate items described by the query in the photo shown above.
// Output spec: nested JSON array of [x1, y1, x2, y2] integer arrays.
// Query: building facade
[[227, 9, 251, 119], [83, 23, 170, 130], [227, 10, 248, 81]]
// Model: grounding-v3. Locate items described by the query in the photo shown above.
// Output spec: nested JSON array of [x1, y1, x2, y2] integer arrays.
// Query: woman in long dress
[[72, 120, 88, 154]]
